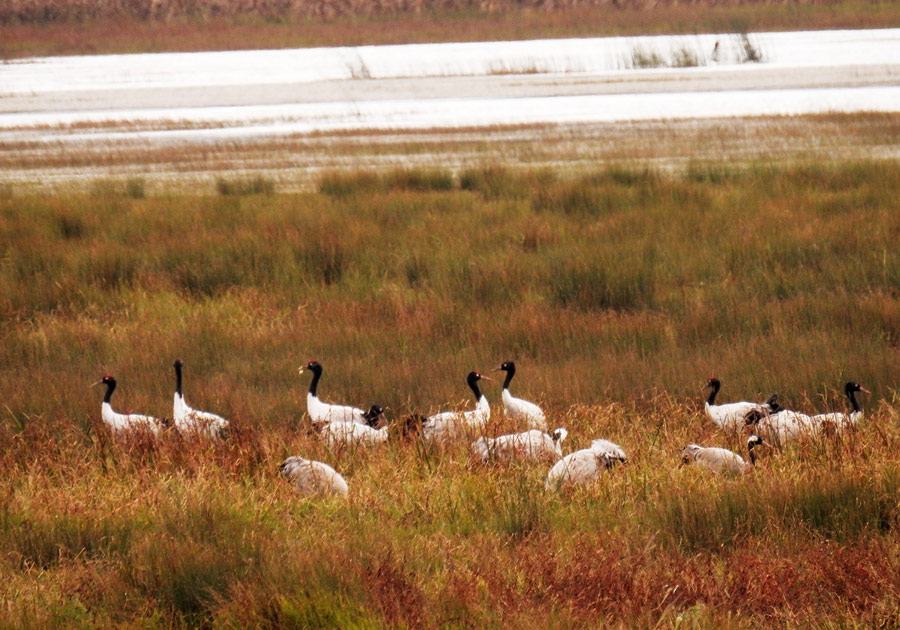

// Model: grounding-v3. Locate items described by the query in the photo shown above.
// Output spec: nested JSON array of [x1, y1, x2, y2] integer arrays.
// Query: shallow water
[[1, 28, 899, 143]]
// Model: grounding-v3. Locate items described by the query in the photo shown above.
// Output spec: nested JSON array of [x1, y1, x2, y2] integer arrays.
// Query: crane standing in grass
[[300, 360, 374, 426], [94, 375, 164, 435], [495, 361, 547, 431], [172, 359, 229, 438], [703, 377, 778, 433], [746, 382, 869, 444]]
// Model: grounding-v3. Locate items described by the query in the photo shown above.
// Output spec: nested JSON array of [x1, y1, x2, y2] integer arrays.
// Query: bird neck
[[468, 379, 483, 403], [308, 368, 322, 397], [103, 381, 115, 403], [846, 387, 861, 413], [502, 367, 515, 390], [174, 363, 183, 396], [747, 438, 760, 466], [706, 382, 719, 405]]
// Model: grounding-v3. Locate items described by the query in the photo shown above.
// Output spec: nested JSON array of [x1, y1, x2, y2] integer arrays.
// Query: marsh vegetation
[[2, 161, 900, 627]]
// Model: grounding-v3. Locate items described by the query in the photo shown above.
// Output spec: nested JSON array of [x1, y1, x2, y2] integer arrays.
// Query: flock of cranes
[[94, 361, 870, 498], [704, 377, 869, 444]]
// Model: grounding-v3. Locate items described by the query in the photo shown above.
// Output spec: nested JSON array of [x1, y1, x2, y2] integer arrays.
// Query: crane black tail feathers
[[403, 413, 427, 435], [744, 408, 765, 425], [746, 394, 781, 425], [364, 405, 385, 427]]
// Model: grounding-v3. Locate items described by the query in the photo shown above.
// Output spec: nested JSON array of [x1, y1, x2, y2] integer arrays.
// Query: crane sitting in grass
[[545, 437, 627, 490], [471, 428, 567, 464], [320, 405, 388, 448], [680, 435, 763, 475], [279, 456, 349, 498], [421, 371, 491, 444]]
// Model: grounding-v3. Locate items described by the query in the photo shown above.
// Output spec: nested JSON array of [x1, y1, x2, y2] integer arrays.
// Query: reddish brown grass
[[2, 1, 899, 57]]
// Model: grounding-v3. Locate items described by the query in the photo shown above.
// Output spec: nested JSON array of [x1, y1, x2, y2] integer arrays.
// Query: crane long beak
[[861, 386, 871, 394], [480, 375, 494, 381], [91, 380, 103, 387], [298, 366, 305, 374]]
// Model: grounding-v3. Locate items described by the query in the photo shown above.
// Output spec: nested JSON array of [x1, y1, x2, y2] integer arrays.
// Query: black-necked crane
[[299, 360, 369, 425], [320, 405, 388, 448], [704, 377, 778, 433], [494, 361, 547, 431], [545, 437, 627, 490], [279, 456, 349, 498], [680, 435, 763, 475], [746, 382, 868, 444], [94, 375, 163, 435], [421, 371, 491, 443], [471, 427, 567, 464], [173, 359, 229, 438]]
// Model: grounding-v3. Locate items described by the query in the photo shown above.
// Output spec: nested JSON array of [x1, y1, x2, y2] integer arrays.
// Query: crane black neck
[[307, 365, 323, 397], [467, 373, 483, 401], [845, 384, 861, 413], [103, 379, 116, 403], [748, 438, 757, 465], [706, 380, 721, 405], [502, 365, 515, 390], [174, 361, 183, 396]]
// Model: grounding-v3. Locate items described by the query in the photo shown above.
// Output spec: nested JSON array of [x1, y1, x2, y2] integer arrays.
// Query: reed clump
[[216, 175, 275, 196]]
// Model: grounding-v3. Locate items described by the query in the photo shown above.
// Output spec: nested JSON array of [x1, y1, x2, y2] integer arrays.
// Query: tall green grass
[[653, 466, 900, 552], [2, 161, 898, 419]]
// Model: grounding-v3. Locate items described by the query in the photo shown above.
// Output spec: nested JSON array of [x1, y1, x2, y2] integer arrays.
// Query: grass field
[[3, 3, 900, 626], [2, 160, 900, 628]]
